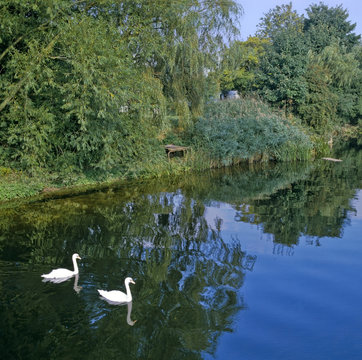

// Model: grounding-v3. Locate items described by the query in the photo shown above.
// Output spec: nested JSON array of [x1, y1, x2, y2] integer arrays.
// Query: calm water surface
[[0, 144, 361, 359]]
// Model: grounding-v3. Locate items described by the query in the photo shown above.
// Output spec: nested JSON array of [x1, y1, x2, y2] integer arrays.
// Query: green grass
[[0, 152, 197, 203], [0, 170, 46, 200]]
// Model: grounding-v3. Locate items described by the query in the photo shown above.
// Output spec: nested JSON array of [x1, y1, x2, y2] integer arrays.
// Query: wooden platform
[[165, 144, 189, 159], [322, 157, 342, 162]]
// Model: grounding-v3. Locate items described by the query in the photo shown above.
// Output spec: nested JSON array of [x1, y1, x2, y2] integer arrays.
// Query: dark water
[[1, 144, 362, 360]]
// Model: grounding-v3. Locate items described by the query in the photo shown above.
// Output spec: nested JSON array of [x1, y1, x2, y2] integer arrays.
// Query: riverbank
[[0, 132, 357, 205], [0, 158, 191, 204], [1, 98, 359, 204], [0, 144, 315, 205]]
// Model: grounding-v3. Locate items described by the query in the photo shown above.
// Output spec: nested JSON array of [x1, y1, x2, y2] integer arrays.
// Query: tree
[[256, 2, 304, 41], [107, 0, 242, 125], [0, 0, 165, 172], [219, 37, 269, 94], [254, 3, 308, 114], [304, 2, 361, 52], [298, 42, 361, 131], [297, 62, 338, 131], [351, 44, 362, 126], [0, 0, 242, 173], [297, 3, 361, 131]]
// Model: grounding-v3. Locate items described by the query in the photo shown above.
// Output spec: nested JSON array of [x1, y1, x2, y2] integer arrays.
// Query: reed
[[191, 98, 313, 166]]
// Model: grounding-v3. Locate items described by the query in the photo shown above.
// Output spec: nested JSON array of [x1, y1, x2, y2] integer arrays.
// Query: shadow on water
[[0, 142, 361, 359]]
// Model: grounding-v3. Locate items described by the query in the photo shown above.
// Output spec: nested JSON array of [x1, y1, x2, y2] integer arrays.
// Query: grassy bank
[[0, 98, 339, 203], [0, 158, 191, 203]]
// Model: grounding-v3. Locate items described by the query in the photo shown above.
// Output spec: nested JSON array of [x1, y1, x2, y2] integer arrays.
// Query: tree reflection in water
[[87, 191, 252, 359], [0, 186, 255, 359]]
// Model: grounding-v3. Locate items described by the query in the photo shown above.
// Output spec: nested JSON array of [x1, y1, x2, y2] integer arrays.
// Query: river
[[0, 142, 361, 359]]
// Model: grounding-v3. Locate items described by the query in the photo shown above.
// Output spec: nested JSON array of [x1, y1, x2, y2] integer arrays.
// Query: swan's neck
[[125, 281, 132, 301], [72, 257, 79, 274]]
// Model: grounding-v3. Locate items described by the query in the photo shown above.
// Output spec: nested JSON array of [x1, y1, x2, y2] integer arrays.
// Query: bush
[[192, 98, 313, 166]]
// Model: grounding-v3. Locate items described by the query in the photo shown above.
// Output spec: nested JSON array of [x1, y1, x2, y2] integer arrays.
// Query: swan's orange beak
[[131, 279, 135, 285], [77, 255, 82, 260]]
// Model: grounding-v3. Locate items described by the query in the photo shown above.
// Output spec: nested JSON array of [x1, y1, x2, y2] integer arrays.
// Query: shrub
[[192, 98, 313, 166]]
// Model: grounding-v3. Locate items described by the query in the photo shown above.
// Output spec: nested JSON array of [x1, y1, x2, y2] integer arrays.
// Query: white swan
[[98, 277, 135, 303], [41, 253, 81, 279]]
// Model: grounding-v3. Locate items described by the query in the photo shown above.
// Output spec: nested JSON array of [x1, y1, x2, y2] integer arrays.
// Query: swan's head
[[72, 253, 81, 260], [125, 277, 135, 285]]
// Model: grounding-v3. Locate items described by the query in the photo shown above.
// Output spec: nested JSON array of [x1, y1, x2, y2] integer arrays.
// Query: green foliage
[[256, 2, 304, 41], [257, 29, 308, 113], [252, 1, 361, 133], [298, 3, 361, 130], [0, 173, 46, 200], [220, 37, 269, 94], [298, 42, 361, 132], [0, 0, 243, 178], [117, 0, 242, 123], [0, 0, 360, 199], [254, 3, 308, 112], [298, 63, 338, 131], [191, 98, 313, 166], [0, 166, 12, 176], [304, 2, 361, 52], [0, 1, 167, 174]]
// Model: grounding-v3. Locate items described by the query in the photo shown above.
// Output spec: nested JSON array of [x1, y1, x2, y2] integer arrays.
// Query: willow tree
[[299, 42, 361, 132], [0, 0, 242, 173], [300, 3, 362, 130], [113, 0, 242, 126]]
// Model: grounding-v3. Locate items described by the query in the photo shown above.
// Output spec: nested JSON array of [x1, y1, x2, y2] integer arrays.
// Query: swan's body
[[98, 277, 135, 303], [41, 253, 81, 279]]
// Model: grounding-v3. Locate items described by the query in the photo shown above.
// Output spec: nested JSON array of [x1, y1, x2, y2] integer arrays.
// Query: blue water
[[204, 191, 362, 360]]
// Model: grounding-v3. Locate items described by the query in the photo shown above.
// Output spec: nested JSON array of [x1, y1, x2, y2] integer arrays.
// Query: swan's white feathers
[[41, 253, 81, 279], [97, 290, 129, 303], [98, 277, 135, 304], [41, 268, 74, 279]]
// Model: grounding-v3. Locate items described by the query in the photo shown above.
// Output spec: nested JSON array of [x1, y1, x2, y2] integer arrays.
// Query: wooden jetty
[[165, 144, 189, 159], [322, 157, 342, 162]]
